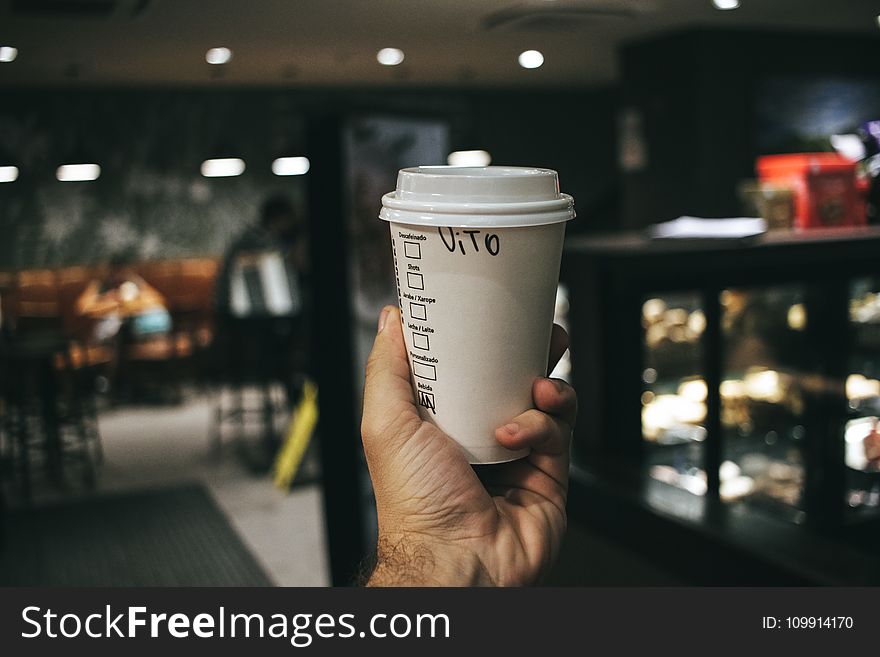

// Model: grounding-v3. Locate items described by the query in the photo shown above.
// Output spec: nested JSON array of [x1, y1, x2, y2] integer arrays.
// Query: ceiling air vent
[[482, 2, 637, 33], [10, 0, 152, 18]]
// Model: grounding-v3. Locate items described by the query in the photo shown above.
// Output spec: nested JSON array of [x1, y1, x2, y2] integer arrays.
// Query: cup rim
[[381, 166, 575, 228]]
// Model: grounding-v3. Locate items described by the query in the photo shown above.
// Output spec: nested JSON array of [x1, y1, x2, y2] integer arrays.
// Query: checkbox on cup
[[404, 241, 422, 259], [406, 272, 424, 290], [412, 361, 437, 381], [412, 332, 430, 350], [410, 302, 427, 320]]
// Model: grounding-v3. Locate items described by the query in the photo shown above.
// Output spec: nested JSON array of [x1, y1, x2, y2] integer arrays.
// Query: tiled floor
[[11, 393, 330, 587], [5, 390, 685, 587], [97, 395, 330, 586]]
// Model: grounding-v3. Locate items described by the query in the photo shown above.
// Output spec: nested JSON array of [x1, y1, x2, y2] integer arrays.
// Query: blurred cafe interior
[[2, 0, 880, 586]]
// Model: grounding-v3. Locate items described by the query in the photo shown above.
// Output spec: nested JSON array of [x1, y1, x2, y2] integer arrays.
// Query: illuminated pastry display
[[641, 287, 812, 510]]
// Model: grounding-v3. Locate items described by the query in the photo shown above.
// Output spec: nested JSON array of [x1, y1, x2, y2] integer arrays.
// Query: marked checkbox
[[412, 332, 430, 350], [404, 241, 421, 259], [410, 302, 427, 321], [418, 390, 436, 414], [412, 361, 437, 381], [406, 272, 424, 290]]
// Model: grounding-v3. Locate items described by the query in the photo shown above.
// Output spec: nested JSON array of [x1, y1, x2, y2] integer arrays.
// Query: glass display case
[[563, 228, 880, 584], [641, 286, 814, 517], [846, 278, 880, 518]]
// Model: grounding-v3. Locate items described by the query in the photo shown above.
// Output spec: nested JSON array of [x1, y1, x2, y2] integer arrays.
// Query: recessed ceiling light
[[56, 164, 101, 182], [711, 0, 740, 10], [0, 166, 19, 183], [272, 156, 310, 176], [518, 50, 544, 69], [876, 14, 880, 28], [447, 150, 492, 167], [376, 48, 405, 66], [206, 47, 233, 65], [0, 46, 17, 63], [201, 158, 245, 177]]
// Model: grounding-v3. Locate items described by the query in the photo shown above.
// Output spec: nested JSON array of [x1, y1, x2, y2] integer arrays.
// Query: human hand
[[361, 305, 576, 586]]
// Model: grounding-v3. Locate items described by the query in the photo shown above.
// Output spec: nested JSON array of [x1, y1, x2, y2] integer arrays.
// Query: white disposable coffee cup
[[379, 166, 575, 464]]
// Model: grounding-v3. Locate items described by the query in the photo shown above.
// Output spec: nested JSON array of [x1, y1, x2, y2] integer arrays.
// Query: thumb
[[362, 305, 421, 450]]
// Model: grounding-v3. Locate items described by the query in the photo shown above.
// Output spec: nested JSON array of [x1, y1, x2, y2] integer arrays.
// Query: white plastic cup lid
[[379, 166, 576, 228]]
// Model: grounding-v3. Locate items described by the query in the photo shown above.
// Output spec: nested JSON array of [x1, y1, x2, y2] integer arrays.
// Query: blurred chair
[[0, 269, 103, 501], [169, 258, 219, 387], [51, 266, 106, 471], [209, 316, 295, 471], [15, 269, 61, 333], [0, 335, 100, 500], [56, 265, 94, 340], [0, 271, 14, 333], [175, 258, 219, 331]]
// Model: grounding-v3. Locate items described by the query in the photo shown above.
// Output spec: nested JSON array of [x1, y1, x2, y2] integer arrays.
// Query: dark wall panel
[[0, 90, 307, 269], [0, 85, 621, 271]]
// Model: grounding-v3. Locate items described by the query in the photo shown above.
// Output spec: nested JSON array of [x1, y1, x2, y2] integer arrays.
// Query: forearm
[[81, 297, 120, 317], [365, 534, 492, 587]]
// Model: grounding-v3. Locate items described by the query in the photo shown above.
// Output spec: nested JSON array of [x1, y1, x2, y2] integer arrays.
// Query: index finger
[[534, 377, 577, 428], [547, 323, 569, 375]]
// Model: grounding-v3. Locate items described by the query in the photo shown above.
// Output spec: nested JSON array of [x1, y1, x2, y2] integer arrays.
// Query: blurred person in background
[[75, 253, 172, 395], [215, 194, 310, 402]]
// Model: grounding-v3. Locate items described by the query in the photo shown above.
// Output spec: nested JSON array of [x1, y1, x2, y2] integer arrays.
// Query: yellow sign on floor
[[273, 380, 318, 490]]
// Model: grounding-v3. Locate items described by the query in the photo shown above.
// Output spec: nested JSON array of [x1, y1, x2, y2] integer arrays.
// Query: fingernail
[[377, 307, 391, 333], [503, 423, 519, 436]]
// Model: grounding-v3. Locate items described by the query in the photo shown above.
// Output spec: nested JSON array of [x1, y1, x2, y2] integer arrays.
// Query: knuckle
[[539, 411, 558, 435], [524, 409, 556, 440]]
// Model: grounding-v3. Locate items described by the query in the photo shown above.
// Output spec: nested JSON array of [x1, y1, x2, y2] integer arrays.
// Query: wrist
[[366, 533, 491, 587]]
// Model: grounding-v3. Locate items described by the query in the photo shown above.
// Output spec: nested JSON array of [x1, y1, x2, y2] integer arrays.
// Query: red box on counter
[[756, 153, 865, 229]]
